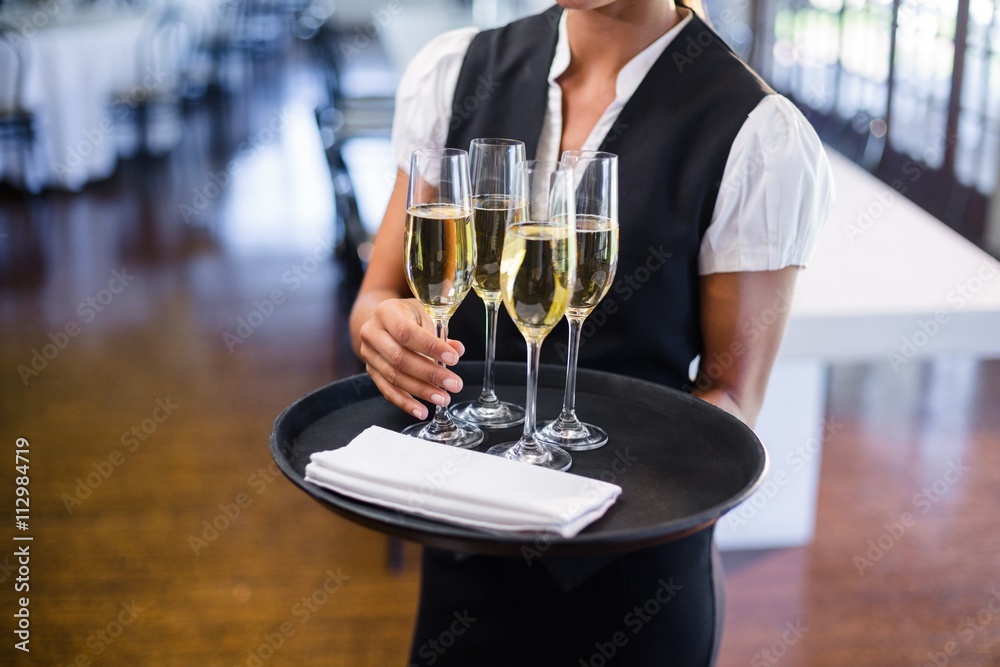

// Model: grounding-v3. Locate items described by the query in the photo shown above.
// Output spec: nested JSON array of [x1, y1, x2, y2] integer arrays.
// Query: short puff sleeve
[[699, 95, 835, 274], [390, 27, 479, 173]]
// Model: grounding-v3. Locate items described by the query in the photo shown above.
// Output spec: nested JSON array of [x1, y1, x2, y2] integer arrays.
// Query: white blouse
[[390, 10, 835, 275]]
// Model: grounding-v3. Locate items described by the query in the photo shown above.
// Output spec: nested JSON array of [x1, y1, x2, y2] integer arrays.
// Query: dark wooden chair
[[111, 2, 201, 157], [0, 21, 38, 192], [309, 21, 396, 294]]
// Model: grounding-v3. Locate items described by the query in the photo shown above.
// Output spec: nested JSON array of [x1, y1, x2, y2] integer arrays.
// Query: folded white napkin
[[304, 426, 621, 538]]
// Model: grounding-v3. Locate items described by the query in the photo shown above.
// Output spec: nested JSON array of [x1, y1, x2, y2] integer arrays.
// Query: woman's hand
[[349, 169, 467, 419], [357, 297, 466, 420]]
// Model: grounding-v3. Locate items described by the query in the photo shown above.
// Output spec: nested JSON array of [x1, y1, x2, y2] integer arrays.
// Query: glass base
[[486, 439, 572, 471], [535, 418, 608, 451], [449, 399, 525, 429], [402, 418, 484, 449]]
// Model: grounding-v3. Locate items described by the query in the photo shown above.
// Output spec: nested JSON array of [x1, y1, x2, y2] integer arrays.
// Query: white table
[[0, 6, 146, 190], [715, 149, 1000, 550], [2, 1, 222, 190]]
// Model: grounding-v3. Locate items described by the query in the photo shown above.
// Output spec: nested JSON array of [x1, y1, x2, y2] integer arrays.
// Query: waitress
[[349, 1, 833, 664]]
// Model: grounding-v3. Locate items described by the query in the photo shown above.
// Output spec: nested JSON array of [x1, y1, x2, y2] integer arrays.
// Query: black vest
[[445, 6, 772, 390]]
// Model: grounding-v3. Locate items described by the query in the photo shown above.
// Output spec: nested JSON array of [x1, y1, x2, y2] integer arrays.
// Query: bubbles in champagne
[[471, 195, 525, 301], [404, 204, 476, 319], [569, 215, 619, 318], [499, 222, 573, 342]]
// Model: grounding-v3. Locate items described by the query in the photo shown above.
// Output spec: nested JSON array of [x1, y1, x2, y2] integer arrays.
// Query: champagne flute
[[536, 151, 619, 451], [487, 161, 575, 471], [401, 148, 484, 449], [449, 138, 527, 429]]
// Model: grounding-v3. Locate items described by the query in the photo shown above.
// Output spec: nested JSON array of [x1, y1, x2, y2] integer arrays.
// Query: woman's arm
[[348, 169, 466, 420], [691, 98, 831, 427], [691, 267, 799, 427]]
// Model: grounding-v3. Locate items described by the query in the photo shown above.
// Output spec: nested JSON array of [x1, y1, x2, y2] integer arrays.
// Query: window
[[717, 0, 1000, 244]]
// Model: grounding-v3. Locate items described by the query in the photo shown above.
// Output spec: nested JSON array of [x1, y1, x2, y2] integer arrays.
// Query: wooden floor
[[2, 46, 999, 667]]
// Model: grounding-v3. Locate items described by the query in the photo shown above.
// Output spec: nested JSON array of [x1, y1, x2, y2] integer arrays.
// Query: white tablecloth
[[24, 10, 145, 190], [2, 1, 222, 190]]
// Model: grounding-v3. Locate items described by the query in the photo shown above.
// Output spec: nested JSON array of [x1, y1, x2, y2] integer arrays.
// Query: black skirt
[[407, 527, 722, 667]]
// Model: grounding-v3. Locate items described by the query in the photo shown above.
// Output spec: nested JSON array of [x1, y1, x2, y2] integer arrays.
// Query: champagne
[[500, 221, 574, 343], [568, 215, 619, 319], [404, 203, 476, 319], [471, 195, 525, 301]]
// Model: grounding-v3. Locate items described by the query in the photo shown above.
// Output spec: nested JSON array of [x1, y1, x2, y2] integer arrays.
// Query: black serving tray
[[270, 362, 767, 557]]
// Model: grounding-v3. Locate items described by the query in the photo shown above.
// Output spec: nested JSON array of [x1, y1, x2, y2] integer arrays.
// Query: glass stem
[[478, 300, 501, 407], [558, 316, 585, 423], [431, 318, 453, 429], [518, 337, 544, 454]]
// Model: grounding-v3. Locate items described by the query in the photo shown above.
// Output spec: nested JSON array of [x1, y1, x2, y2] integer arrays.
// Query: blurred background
[[0, 0, 998, 664]]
